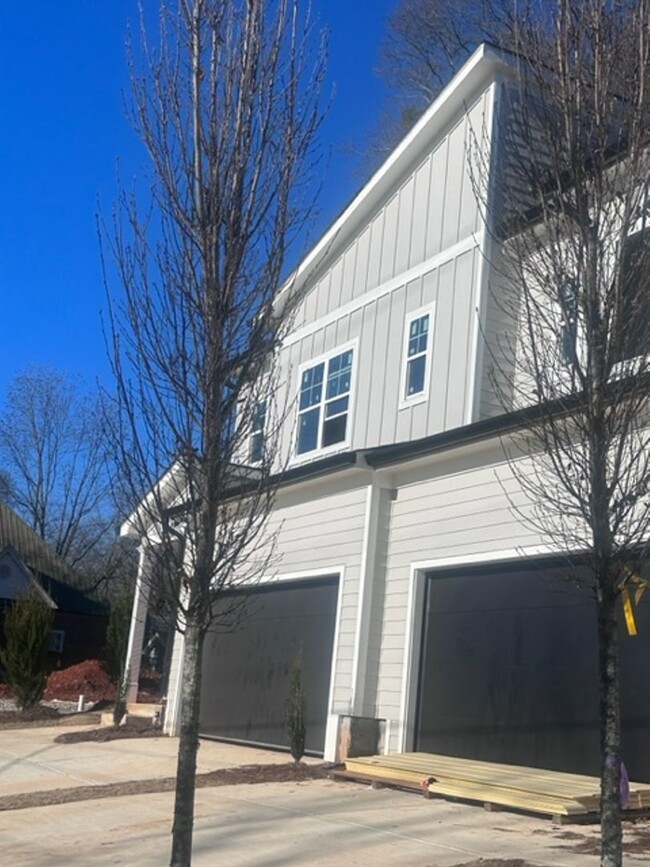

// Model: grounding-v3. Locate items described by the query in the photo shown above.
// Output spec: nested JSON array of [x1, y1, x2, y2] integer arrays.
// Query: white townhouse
[[123, 44, 650, 779]]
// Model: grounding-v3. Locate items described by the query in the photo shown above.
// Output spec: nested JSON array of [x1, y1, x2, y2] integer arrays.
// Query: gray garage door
[[415, 561, 650, 779], [199, 576, 338, 754]]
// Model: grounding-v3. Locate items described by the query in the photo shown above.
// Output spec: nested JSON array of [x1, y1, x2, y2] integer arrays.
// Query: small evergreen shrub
[[285, 652, 307, 763], [0, 591, 55, 710]]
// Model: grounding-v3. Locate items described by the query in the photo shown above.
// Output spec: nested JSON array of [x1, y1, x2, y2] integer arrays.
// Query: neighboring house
[[0, 502, 108, 668], [123, 44, 650, 777]]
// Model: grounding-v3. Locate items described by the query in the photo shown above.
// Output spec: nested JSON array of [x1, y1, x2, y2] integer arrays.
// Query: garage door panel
[[199, 577, 338, 754], [416, 563, 650, 778]]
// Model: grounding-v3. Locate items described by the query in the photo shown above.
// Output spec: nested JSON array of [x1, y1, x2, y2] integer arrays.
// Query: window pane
[[299, 363, 323, 410], [326, 351, 353, 400], [406, 354, 426, 395], [297, 407, 320, 453], [249, 432, 263, 463], [407, 314, 429, 357], [559, 278, 578, 367], [325, 396, 349, 418], [252, 400, 266, 433], [322, 413, 347, 447]]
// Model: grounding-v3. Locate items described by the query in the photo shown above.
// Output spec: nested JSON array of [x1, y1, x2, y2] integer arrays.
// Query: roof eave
[[274, 43, 508, 315]]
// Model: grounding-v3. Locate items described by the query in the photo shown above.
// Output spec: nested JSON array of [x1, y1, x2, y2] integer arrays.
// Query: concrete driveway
[[1, 725, 647, 866]]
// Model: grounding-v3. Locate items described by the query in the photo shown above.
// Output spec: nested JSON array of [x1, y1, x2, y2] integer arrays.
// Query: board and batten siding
[[375, 443, 554, 750], [277, 243, 482, 464], [293, 90, 491, 329], [273, 86, 496, 466]]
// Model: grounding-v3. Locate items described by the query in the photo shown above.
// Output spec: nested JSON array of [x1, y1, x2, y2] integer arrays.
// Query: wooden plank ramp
[[341, 753, 650, 820]]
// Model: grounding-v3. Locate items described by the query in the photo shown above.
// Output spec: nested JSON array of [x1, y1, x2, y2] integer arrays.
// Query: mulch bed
[[0, 762, 331, 812], [0, 658, 162, 730], [0, 710, 103, 731], [55, 721, 162, 743], [447, 862, 550, 867], [44, 659, 116, 702], [0, 705, 61, 723], [447, 862, 553, 867]]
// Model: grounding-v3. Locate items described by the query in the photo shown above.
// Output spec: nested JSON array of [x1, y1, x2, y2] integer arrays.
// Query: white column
[[350, 479, 390, 717], [124, 545, 151, 703]]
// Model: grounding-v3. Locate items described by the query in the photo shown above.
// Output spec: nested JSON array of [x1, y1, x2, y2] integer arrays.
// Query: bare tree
[[380, 0, 512, 107], [0, 367, 114, 575], [475, 4, 650, 865], [352, 0, 522, 172], [103, 2, 325, 864]]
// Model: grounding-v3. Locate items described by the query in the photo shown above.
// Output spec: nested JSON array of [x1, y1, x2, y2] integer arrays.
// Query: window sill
[[290, 440, 352, 466], [398, 392, 429, 411]]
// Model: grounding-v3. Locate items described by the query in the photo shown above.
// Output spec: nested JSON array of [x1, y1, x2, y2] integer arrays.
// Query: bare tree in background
[[349, 0, 521, 173], [0, 367, 114, 576], [103, 2, 325, 864], [474, 4, 650, 865], [380, 0, 512, 107]]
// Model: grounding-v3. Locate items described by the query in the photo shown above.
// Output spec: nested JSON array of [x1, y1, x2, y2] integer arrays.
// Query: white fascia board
[[274, 43, 509, 314], [119, 460, 188, 540]]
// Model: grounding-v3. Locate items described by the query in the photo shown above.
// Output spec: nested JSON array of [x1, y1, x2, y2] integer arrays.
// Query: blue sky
[[0, 2, 397, 398]]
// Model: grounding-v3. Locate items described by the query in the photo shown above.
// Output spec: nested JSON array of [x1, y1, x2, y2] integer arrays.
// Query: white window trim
[[399, 302, 436, 410], [292, 339, 359, 463]]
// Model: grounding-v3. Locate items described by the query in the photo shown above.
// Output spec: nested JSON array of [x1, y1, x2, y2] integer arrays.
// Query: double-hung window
[[402, 306, 434, 402], [297, 348, 354, 455], [612, 228, 650, 363], [248, 400, 266, 464], [559, 276, 579, 368]]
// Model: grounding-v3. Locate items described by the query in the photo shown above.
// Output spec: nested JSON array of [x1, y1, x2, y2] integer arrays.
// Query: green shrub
[[0, 591, 55, 710], [285, 652, 307, 763]]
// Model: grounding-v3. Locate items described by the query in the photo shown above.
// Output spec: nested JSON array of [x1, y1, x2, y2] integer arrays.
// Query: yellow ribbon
[[622, 587, 637, 636], [620, 574, 649, 637]]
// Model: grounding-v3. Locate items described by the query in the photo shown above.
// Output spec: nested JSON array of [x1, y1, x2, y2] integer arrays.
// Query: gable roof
[[274, 43, 509, 315], [0, 544, 108, 616], [0, 499, 81, 586]]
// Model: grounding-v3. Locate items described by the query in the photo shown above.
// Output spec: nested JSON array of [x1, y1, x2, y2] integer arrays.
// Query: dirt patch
[[0, 762, 331, 812], [537, 820, 650, 859], [625, 820, 650, 856]]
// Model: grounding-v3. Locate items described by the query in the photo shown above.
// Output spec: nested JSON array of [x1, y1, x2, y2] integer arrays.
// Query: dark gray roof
[[0, 500, 80, 586]]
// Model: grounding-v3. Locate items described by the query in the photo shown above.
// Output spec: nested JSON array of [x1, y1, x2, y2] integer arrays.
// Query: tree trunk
[[598, 586, 622, 867], [170, 619, 205, 867]]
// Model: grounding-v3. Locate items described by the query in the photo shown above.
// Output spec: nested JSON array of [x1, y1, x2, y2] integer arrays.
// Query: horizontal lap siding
[[377, 450, 550, 747], [268, 484, 367, 713]]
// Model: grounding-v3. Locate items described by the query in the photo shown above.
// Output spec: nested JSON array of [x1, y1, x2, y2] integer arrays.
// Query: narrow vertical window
[[559, 276, 579, 367], [404, 312, 430, 398], [297, 348, 354, 455], [248, 400, 266, 463], [612, 228, 650, 363]]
